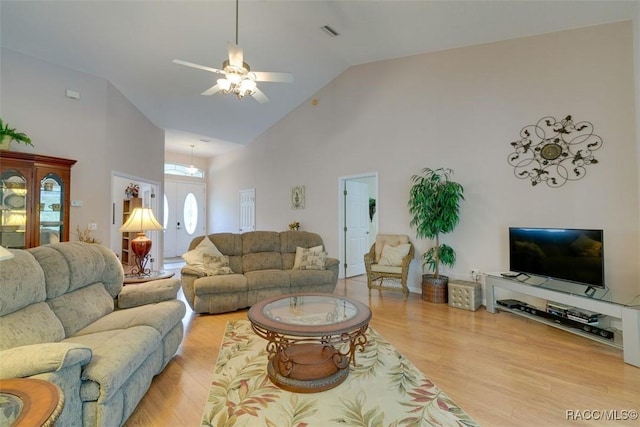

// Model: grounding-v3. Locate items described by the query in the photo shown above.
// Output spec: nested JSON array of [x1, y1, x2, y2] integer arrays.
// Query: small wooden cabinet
[[0, 150, 76, 249], [121, 197, 142, 268]]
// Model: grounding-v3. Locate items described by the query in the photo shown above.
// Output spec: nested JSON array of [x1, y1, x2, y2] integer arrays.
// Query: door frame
[[337, 172, 378, 279]]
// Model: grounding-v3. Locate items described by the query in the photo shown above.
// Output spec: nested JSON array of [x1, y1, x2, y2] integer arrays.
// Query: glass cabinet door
[[0, 170, 28, 249], [39, 174, 63, 245]]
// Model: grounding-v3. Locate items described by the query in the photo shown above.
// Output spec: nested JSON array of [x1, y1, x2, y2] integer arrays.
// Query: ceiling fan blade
[[172, 59, 224, 74], [252, 87, 269, 104], [201, 84, 221, 96], [227, 43, 244, 68], [252, 71, 294, 83]]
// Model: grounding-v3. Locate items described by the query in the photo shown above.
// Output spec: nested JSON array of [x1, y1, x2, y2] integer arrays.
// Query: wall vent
[[320, 25, 339, 37]]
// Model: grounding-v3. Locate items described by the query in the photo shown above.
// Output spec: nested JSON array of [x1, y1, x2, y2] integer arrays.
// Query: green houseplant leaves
[[0, 118, 33, 148], [408, 167, 464, 279]]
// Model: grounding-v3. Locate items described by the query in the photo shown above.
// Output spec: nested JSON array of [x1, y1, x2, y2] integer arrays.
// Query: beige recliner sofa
[[180, 231, 339, 314], [0, 242, 185, 427]]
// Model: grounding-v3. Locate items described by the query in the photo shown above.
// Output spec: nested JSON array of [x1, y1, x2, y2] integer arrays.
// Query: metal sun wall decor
[[507, 115, 603, 188]]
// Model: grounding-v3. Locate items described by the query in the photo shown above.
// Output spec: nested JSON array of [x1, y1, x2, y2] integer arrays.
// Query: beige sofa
[[0, 242, 185, 427], [180, 231, 339, 314]]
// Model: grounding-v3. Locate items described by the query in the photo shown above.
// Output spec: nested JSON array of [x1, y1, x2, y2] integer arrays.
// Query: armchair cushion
[[375, 234, 410, 263], [379, 243, 412, 267], [371, 264, 404, 274]]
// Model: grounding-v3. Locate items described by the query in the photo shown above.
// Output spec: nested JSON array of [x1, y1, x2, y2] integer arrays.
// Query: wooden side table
[[0, 378, 64, 426]]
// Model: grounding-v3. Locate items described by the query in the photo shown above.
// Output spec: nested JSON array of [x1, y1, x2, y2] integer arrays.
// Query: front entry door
[[164, 180, 206, 257], [345, 181, 369, 277]]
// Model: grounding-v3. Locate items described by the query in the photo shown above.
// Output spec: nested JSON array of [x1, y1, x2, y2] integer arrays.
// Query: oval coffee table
[[248, 293, 371, 393]]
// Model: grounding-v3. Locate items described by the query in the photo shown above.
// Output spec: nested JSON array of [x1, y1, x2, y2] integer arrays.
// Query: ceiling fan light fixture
[[227, 72, 243, 85], [173, 0, 292, 103], [217, 78, 231, 93], [239, 78, 256, 94]]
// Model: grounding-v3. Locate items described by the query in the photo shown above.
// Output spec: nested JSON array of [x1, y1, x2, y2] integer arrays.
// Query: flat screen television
[[509, 227, 604, 288]]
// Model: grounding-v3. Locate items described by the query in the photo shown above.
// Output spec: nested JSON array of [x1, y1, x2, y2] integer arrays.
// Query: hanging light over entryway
[[186, 145, 198, 175]]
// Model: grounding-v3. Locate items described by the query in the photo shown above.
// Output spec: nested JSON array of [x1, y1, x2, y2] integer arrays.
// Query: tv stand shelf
[[486, 274, 640, 368]]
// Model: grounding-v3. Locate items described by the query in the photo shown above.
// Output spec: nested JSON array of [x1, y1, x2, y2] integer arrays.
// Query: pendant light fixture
[[186, 145, 198, 175]]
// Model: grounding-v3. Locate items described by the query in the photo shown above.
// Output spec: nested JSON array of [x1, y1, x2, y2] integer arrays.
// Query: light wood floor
[[125, 274, 640, 426]]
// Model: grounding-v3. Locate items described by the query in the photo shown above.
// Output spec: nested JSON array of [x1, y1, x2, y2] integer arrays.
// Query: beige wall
[[209, 22, 639, 294], [1, 48, 165, 247]]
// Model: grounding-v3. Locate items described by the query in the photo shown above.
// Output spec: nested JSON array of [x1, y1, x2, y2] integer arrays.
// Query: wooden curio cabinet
[[0, 150, 77, 249]]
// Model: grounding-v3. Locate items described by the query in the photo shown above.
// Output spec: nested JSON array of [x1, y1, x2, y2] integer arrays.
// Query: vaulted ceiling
[[1, 1, 637, 156]]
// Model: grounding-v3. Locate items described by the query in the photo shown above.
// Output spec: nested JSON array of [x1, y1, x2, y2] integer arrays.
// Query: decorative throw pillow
[[203, 254, 233, 276], [292, 245, 323, 270], [181, 236, 223, 265], [298, 249, 328, 270], [378, 243, 411, 266]]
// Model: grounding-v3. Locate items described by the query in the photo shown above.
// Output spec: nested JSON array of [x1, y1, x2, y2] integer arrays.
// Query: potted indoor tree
[[408, 167, 464, 302], [0, 118, 33, 150]]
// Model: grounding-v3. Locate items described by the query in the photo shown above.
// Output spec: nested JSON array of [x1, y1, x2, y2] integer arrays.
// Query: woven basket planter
[[421, 274, 448, 303]]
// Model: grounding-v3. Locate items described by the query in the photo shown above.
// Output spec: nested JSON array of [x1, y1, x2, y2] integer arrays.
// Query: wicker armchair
[[364, 234, 414, 297]]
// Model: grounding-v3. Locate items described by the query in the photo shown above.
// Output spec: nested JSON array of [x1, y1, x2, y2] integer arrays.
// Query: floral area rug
[[201, 320, 479, 427]]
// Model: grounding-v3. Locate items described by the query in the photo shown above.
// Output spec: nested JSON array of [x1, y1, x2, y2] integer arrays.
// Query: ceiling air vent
[[321, 25, 339, 37]]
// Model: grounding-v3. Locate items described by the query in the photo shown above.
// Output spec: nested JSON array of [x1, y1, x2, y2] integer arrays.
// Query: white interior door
[[345, 181, 369, 277], [164, 180, 205, 257], [239, 189, 255, 232]]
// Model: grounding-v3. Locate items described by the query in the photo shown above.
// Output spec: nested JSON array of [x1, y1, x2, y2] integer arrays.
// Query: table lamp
[[119, 207, 163, 276], [0, 245, 14, 261]]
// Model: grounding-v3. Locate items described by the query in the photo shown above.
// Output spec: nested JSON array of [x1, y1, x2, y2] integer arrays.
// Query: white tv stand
[[486, 274, 640, 368]]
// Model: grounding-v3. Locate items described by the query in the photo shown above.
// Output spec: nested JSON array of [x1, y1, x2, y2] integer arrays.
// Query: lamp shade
[[119, 208, 163, 232], [0, 245, 14, 261]]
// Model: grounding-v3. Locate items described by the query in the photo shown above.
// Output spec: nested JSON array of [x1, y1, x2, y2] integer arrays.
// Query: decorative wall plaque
[[507, 115, 602, 187], [291, 185, 305, 209]]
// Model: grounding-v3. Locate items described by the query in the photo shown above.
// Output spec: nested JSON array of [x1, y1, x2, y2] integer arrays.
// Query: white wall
[[209, 22, 639, 295], [1, 48, 165, 247], [165, 151, 209, 174], [634, 3, 640, 292]]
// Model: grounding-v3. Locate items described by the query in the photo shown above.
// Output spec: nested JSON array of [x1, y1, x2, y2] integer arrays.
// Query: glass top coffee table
[[248, 293, 371, 393]]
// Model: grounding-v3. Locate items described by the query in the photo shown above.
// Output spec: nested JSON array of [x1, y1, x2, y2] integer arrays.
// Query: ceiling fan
[[172, 0, 293, 104]]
